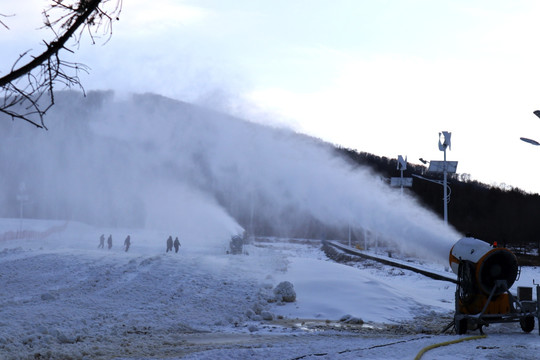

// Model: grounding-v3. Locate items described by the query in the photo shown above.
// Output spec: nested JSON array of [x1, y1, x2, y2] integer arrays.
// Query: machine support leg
[[536, 284, 540, 336], [477, 281, 506, 318]]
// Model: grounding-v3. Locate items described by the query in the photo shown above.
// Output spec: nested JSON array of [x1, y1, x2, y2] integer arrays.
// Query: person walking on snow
[[124, 235, 131, 252], [174, 237, 181, 253], [107, 235, 112, 250], [98, 234, 105, 249], [166, 236, 173, 252]]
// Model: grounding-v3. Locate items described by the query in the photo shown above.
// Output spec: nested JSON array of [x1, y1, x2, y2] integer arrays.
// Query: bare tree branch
[[0, 13, 14, 30], [0, 0, 122, 128]]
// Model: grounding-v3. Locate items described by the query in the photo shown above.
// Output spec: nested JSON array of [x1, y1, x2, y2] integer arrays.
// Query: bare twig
[[0, 0, 122, 128], [0, 13, 14, 30]]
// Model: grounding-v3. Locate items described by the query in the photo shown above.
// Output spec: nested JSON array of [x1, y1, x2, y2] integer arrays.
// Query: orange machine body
[[449, 237, 518, 315]]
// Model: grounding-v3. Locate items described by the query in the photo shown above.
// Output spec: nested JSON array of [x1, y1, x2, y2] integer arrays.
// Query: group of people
[[166, 236, 181, 253], [98, 234, 131, 252], [98, 234, 181, 253]]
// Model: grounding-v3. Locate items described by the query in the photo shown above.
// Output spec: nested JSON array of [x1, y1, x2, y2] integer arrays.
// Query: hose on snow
[[414, 334, 487, 360]]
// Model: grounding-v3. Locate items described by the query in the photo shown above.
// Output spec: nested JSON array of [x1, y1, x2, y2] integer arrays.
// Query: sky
[[3, 1, 540, 194]]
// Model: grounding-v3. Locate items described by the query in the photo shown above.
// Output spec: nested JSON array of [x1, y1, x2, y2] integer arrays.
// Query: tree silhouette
[[0, 0, 122, 129]]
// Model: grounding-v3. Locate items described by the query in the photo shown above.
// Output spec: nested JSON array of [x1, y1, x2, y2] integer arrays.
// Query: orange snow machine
[[449, 237, 540, 335]]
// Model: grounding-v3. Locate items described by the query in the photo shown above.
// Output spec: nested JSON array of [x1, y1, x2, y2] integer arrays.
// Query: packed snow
[[0, 219, 539, 360]]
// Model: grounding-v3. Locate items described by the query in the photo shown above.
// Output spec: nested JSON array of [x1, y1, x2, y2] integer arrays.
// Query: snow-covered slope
[[1, 219, 539, 359]]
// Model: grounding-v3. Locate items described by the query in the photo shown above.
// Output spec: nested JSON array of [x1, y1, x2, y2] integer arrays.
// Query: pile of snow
[[273, 281, 296, 303]]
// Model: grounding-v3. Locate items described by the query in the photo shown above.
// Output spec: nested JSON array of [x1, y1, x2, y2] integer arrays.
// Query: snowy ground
[[0, 220, 539, 359]]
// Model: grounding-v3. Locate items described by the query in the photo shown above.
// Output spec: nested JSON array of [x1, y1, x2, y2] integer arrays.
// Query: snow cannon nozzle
[[449, 237, 518, 296]]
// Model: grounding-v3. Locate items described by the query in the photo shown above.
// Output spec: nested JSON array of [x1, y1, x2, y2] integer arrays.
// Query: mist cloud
[[0, 91, 460, 261]]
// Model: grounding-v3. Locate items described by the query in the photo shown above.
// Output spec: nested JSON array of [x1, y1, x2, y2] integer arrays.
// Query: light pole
[[438, 132, 452, 225], [520, 110, 540, 256], [417, 133, 457, 226], [520, 110, 540, 146]]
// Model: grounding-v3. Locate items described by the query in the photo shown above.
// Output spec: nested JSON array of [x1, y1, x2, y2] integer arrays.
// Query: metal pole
[[400, 168, 404, 196], [249, 192, 254, 240], [443, 146, 448, 225], [364, 229, 367, 251], [536, 283, 540, 336]]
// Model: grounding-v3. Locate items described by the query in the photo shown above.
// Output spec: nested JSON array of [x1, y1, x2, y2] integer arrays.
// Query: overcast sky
[[4, 1, 540, 194]]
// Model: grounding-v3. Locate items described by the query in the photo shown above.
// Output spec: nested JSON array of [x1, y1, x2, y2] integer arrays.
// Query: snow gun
[[449, 237, 540, 335]]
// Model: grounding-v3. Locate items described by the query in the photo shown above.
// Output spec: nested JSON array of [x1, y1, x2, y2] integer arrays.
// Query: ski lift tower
[[427, 132, 458, 225]]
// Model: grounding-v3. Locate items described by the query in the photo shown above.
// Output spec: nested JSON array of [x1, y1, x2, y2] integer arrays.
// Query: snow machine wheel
[[520, 316, 535, 333]]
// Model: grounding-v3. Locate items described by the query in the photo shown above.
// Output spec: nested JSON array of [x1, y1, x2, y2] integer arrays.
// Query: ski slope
[[0, 219, 539, 359]]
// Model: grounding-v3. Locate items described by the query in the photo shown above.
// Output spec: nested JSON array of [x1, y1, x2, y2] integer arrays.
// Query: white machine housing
[[449, 237, 518, 296]]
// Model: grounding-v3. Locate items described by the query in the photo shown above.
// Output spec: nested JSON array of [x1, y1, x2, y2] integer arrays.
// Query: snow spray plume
[[0, 91, 460, 260]]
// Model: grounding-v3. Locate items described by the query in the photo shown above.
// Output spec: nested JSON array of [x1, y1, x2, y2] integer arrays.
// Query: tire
[[520, 316, 535, 333]]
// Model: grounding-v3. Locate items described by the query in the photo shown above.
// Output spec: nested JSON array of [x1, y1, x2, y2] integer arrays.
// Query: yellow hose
[[414, 334, 487, 360]]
